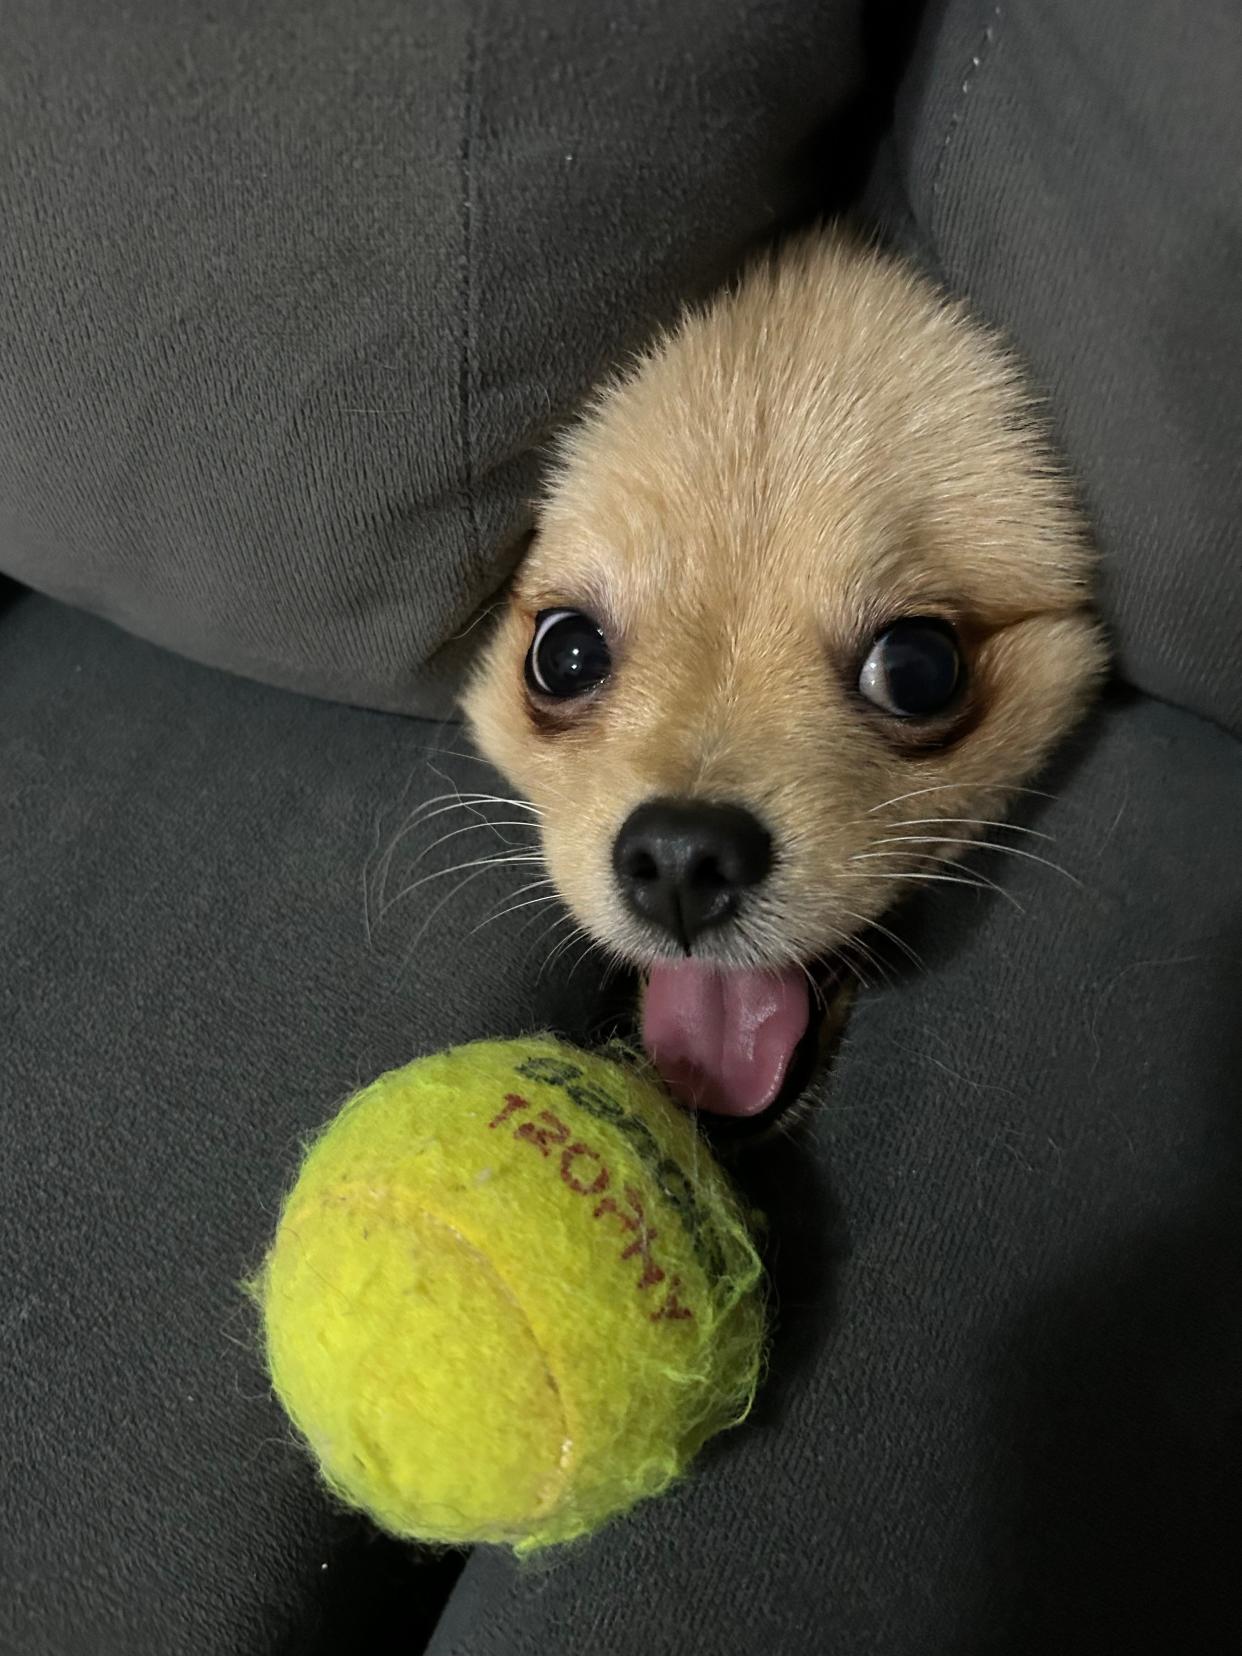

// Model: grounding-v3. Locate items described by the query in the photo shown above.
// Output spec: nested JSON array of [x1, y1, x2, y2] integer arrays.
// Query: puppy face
[[465, 233, 1105, 1117]]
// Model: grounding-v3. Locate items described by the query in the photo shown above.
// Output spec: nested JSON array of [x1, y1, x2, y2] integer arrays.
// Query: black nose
[[612, 798, 773, 951]]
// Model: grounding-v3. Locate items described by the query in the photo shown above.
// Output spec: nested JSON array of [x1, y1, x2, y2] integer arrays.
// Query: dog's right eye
[[858, 618, 963, 718], [525, 609, 611, 698]]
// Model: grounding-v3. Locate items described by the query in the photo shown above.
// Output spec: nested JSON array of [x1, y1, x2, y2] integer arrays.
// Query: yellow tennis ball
[[253, 1036, 765, 1553]]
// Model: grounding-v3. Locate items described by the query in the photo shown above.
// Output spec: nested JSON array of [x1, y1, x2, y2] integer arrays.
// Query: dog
[[464, 230, 1106, 1121]]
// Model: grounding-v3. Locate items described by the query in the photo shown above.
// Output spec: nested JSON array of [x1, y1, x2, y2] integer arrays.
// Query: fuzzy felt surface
[[256, 1037, 765, 1552]]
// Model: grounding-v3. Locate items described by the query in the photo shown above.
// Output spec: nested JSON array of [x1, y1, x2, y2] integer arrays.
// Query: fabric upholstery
[[429, 685, 1242, 1656], [0, 593, 620, 1652], [5, 0, 1242, 1649], [869, 0, 1242, 733], [0, 0, 868, 717], [6, 594, 1239, 1654]]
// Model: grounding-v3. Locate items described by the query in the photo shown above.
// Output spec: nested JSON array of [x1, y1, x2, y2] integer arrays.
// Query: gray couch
[[3, 3, 1239, 1652]]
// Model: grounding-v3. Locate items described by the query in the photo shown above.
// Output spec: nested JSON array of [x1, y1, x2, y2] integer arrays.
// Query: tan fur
[[465, 231, 1106, 975]]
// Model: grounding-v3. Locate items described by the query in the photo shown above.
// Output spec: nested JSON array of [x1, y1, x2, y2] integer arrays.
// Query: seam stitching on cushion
[[932, 1, 1003, 205], [458, 9, 480, 568]]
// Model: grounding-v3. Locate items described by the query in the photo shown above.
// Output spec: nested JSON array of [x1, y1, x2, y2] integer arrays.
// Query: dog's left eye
[[525, 609, 611, 698], [858, 618, 963, 717]]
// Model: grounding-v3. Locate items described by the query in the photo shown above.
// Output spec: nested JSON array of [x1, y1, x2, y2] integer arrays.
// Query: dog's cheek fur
[[955, 613, 1108, 791], [464, 614, 626, 945]]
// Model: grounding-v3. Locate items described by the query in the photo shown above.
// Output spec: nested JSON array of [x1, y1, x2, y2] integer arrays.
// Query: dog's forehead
[[531, 464, 962, 634], [535, 407, 1083, 635], [528, 237, 1086, 630]]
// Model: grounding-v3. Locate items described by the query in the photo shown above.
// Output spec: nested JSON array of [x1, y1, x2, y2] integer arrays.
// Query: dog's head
[[465, 234, 1106, 1118]]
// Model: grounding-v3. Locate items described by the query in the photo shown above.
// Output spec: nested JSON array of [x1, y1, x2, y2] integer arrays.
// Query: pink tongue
[[642, 960, 811, 1116]]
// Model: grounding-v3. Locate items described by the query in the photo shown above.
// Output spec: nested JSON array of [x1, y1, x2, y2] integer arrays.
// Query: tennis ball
[[253, 1036, 765, 1553]]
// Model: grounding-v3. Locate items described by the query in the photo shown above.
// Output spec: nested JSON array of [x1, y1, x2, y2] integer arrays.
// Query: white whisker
[[839, 868, 1027, 911], [373, 789, 539, 902], [419, 747, 496, 766], [398, 863, 507, 959], [865, 834, 1080, 885], [380, 852, 545, 919], [865, 781, 1055, 815], [834, 929, 897, 992], [418, 794, 542, 822], [539, 922, 592, 985], [566, 932, 602, 987], [795, 956, 830, 1015], [884, 815, 1055, 842], [399, 817, 541, 877], [469, 887, 560, 937], [529, 908, 576, 952], [421, 747, 578, 810], [846, 847, 1024, 910], [839, 908, 926, 972]]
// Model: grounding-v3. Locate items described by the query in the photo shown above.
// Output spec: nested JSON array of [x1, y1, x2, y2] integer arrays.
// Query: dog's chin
[[635, 948, 848, 1132]]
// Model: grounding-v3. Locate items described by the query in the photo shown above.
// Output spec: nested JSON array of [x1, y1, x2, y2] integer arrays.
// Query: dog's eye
[[525, 609, 611, 698], [858, 618, 963, 717]]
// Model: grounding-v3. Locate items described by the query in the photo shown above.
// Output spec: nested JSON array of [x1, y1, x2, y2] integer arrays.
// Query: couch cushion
[[429, 689, 1242, 1656], [0, 594, 626, 1653], [0, 0, 868, 718], [868, 0, 1242, 734], [6, 598, 1242, 1654]]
